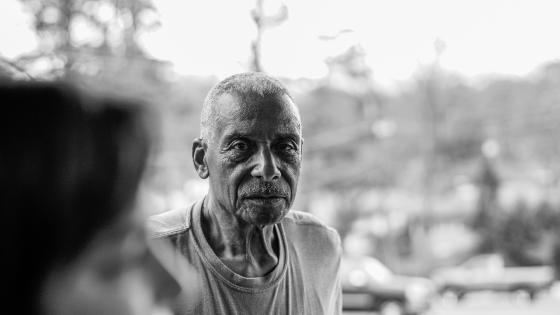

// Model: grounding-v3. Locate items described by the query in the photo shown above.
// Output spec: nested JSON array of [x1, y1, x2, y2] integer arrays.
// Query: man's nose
[[251, 147, 281, 181]]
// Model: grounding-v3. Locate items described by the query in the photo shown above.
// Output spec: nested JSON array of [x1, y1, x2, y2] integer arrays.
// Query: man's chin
[[242, 197, 286, 208], [239, 204, 289, 227]]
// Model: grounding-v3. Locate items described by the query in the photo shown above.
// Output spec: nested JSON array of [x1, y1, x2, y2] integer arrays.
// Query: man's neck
[[201, 197, 279, 277]]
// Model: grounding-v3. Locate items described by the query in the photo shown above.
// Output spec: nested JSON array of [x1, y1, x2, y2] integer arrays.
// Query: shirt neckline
[[190, 198, 288, 292]]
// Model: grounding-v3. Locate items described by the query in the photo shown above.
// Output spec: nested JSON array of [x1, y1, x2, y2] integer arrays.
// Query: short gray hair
[[200, 72, 295, 143]]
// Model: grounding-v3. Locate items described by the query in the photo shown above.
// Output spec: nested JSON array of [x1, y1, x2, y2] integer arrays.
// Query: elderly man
[[147, 72, 341, 314]]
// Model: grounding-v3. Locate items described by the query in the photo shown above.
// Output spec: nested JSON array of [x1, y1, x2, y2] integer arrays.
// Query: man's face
[[205, 92, 302, 227]]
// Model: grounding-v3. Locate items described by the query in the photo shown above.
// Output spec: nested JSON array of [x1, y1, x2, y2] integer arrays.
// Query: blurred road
[[343, 289, 560, 315], [426, 291, 560, 315]]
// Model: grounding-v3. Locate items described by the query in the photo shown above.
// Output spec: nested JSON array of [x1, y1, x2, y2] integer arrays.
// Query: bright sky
[[2, 0, 560, 89]]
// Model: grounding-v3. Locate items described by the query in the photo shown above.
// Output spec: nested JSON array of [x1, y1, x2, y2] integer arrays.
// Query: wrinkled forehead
[[215, 92, 301, 131]]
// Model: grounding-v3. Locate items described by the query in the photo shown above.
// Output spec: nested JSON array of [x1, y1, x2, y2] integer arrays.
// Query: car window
[[364, 258, 392, 283], [461, 255, 503, 269]]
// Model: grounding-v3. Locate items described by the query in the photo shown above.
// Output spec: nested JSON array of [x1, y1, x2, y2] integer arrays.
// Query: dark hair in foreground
[[0, 82, 151, 314]]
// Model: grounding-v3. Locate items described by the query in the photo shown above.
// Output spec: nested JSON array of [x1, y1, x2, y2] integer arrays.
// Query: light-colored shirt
[[147, 199, 342, 315]]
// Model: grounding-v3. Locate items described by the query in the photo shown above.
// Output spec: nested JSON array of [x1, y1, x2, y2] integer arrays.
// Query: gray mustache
[[239, 181, 289, 197]]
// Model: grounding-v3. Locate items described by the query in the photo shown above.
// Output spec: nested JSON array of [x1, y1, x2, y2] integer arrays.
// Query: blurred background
[[2, 0, 560, 314]]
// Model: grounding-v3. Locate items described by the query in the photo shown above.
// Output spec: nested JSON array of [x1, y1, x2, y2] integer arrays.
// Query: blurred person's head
[[193, 72, 303, 227], [0, 82, 179, 315]]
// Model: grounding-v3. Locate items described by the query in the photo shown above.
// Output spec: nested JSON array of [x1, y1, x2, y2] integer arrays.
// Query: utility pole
[[412, 38, 447, 265], [421, 37, 446, 228]]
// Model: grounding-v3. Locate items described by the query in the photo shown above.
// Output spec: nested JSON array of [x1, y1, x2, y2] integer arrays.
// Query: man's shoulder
[[283, 210, 342, 265], [145, 202, 196, 239], [283, 210, 341, 242]]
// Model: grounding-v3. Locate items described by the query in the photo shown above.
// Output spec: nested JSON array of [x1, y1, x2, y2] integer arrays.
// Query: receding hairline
[[200, 72, 299, 142], [206, 72, 294, 100]]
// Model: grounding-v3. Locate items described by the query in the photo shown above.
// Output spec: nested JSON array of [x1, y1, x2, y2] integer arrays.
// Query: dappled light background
[[2, 0, 560, 314]]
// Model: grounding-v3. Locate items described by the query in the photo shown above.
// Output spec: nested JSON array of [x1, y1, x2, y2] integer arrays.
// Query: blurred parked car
[[341, 255, 436, 315], [430, 253, 555, 303]]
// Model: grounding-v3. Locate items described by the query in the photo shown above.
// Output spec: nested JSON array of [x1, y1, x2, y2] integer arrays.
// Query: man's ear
[[192, 138, 209, 179]]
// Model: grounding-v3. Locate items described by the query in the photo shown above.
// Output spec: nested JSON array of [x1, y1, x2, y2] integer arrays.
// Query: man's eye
[[276, 143, 295, 151], [232, 142, 250, 151]]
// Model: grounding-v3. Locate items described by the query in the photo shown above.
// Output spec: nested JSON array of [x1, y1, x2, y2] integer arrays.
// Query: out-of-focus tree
[[0, 56, 33, 80], [530, 62, 560, 196], [324, 43, 374, 93], [472, 156, 502, 253], [330, 190, 363, 241], [294, 39, 393, 259], [553, 242, 560, 280], [322, 34, 384, 120], [8, 0, 201, 204], [498, 201, 547, 266], [250, 0, 288, 72], [300, 38, 387, 190], [535, 202, 560, 275], [16, 0, 160, 78]]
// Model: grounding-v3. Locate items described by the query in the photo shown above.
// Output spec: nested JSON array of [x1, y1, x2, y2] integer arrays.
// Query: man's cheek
[[279, 152, 301, 165], [225, 171, 243, 203], [287, 165, 301, 182]]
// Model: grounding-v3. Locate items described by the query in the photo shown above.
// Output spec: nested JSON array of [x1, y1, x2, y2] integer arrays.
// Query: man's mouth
[[245, 194, 286, 199], [243, 195, 286, 205]]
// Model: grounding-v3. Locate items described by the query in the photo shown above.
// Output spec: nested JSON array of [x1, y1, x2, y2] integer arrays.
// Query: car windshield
[[461, 254, 503, 269], [363, 258, 393, 283]]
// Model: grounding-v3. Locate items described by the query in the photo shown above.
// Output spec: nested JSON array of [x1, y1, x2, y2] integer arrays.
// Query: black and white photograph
[[1, 1, 560, 314]]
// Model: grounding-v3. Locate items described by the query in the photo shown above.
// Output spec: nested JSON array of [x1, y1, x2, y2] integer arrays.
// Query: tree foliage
[[16, 0, 160, 78]]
